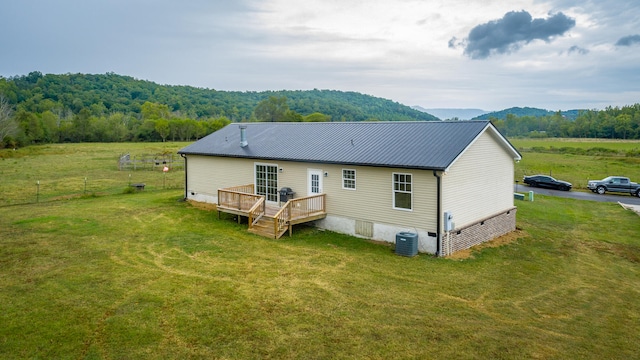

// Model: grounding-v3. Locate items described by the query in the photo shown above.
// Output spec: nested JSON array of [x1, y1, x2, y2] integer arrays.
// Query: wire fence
[[0, 169, 185, 207], [118, 153, 185, 171]]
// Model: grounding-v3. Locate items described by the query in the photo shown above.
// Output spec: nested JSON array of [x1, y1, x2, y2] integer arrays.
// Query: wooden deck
[[216, 185, 327, 239]]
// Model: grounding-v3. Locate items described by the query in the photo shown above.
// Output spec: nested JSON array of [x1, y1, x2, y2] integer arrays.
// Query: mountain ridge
[[472, 107, 584, 120], [412, 106, 489, 120], [413, 105, 586, 120], [1, 72, 438, 122]]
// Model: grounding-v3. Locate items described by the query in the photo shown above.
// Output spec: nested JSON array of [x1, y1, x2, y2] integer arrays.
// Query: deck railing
[[273, 194, 326, 237], [218, 184, 262, 212], [248, 197, 265, 226], [223, 184, 255, 194], [273, 203, 291, 237], [288, 194, 326, 220], [216, 185, 326, 239]]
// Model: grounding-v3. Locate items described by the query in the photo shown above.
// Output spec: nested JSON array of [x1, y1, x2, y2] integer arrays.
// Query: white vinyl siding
[[272, 162, 436, 230], [342, 167, 433, 227], [442, 129, 515, 228], [342, 169, 356, 190], [187, 158, 438, 231], [186, 156, 254, 198]]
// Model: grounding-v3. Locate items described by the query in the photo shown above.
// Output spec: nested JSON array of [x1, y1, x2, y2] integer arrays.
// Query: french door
[[255, 163, 278, 202]]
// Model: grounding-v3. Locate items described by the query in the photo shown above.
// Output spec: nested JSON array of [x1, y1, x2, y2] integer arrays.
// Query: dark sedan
[[523, 175, 572, 191]]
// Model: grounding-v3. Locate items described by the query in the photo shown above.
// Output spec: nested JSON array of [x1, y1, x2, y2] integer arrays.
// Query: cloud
[[567, 45, 589, 55], [615, 34, 640, 47], [457, 10, 576, 59], [448, 37, 462, 49]]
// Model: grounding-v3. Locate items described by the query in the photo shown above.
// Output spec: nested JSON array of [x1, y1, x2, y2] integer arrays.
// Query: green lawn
[[1, 141, 639, 359], [1, 190, 639, 359], [511, 137, 640, 152], [511, 138, 640, 189]]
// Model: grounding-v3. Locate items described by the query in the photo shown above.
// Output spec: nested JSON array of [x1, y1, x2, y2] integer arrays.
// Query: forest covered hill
[[0, 72, 437, 122], [0, 72, 438, 146], [2, 71, 640, 146], [472, 107, 583, 120]]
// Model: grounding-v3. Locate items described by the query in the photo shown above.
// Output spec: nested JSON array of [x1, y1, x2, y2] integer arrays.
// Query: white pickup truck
[[587, 176, 640, 197]]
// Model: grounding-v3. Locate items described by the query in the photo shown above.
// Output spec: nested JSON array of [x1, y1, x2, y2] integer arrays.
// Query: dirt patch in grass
[[187, 200, 217, 211], [584, 241, 640, 264], [48, 193, 106, 201], [366, 238, 394, 250], [447, 229, 528, 260]]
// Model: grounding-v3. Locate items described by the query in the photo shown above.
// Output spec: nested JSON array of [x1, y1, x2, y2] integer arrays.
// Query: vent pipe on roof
[[239, 125, 248, 147]]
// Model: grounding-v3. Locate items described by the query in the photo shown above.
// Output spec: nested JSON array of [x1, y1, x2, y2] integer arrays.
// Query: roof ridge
[[229, 120, 489, 125]]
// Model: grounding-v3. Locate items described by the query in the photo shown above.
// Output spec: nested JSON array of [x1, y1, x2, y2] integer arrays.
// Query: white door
[[308, 169, 323, 196]]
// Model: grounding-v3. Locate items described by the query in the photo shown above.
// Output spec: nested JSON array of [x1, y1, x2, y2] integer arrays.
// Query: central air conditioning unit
[[395, 232, 418, 257]]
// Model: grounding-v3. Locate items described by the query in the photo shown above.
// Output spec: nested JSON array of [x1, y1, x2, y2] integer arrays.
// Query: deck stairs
[[216, 185, 326, 239], [247, 216, 288, 239]]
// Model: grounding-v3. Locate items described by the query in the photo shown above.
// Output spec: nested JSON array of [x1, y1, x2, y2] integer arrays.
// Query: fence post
[[163, 166, 168, 189], [36, 180, 40, 203]]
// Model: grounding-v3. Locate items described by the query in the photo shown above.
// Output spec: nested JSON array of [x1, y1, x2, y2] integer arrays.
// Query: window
[[393, 173, 412, 210], [342, 169, 356, 190], [255, 163, 278, 202]]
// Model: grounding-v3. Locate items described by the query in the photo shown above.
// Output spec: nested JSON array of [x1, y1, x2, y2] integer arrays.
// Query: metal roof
[[178, 121, 521, 170]]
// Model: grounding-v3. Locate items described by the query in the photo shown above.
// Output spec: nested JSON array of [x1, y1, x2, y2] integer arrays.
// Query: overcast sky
[[2, 0, 639, 111]]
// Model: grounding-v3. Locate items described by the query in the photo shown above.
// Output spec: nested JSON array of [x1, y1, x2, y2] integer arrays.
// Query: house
[[177, 121, 522, 256]]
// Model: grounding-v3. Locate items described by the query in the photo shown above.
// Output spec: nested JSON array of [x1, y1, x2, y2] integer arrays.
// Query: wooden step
[[248, 218, 276, 238], [248, 217, 287, 239]]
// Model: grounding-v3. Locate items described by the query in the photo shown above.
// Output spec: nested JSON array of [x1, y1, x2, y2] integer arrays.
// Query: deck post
[[273, 218, 278, 239], [288, 202, 292, 237]]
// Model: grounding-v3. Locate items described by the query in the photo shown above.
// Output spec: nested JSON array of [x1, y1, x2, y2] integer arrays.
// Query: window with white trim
[[393, 173, 412, 210], [255, 163, 278, 202], [342, 169, 356, 190]]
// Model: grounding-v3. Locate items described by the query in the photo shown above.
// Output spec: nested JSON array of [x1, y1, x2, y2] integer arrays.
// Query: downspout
[[180, 153, 188, 200], [433, 170, 442, 257]]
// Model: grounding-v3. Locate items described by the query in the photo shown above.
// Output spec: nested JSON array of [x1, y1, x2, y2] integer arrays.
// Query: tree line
[[490, 105, 640, 139], [0, 72, 436, 147], [3, 71, 640, 147]]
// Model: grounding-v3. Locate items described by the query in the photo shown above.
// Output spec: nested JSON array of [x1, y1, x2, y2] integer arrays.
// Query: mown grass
[[511, 138, 640, 189], [1, 141, 640, 358], [512, 137, 640, 152], [1, 192, 640, 358]]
